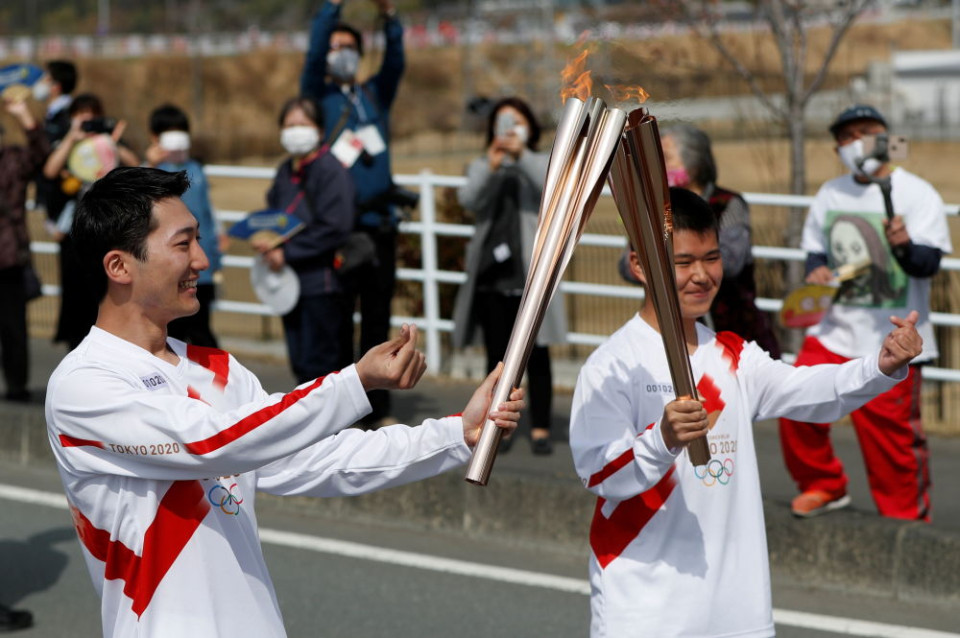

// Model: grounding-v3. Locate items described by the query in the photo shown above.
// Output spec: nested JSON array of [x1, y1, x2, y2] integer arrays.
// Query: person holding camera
[[779, 104, 951, 520], [452, 97, 567, 455], [300, 0, 404, 428], [43, 93, 139, 350]]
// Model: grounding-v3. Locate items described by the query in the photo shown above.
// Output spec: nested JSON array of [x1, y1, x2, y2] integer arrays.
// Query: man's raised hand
[[355, 324, 426, 391], [879, 310, 922, 376]]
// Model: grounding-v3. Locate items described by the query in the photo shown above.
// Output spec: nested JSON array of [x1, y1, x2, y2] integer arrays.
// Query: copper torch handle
[[676, 395, 710, 466]]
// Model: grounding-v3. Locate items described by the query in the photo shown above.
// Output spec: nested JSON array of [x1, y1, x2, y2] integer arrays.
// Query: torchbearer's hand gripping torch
[[607, 108, 711, 467], [464, 97, 628, 486]]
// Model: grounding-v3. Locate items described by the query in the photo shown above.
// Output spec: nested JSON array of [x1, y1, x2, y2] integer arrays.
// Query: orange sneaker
[[791, 490, 851, 518]]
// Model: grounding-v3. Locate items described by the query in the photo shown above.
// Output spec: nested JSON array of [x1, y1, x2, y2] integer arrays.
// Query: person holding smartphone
[[780, 104, 950, 520], [452, 96, 567, 455]]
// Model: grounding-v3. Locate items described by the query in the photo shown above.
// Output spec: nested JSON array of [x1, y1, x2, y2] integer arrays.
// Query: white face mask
[[280, 125, 320, 156], [838, 139, 882, 177], [32, 80, 51, 102], [327, 49, 360, 81], [159, 130, 191, 152]]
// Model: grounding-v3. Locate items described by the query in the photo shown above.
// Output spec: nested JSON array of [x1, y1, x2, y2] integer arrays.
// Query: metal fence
[[30, 164, 960, 386]]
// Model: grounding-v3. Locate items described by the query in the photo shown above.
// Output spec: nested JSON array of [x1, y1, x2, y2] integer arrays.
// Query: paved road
[[1, 463, 958, 638]]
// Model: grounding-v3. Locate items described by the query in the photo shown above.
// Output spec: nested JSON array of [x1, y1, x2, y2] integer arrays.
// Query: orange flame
[[560, 49, 593, 102], [604, 84, 650, 105]]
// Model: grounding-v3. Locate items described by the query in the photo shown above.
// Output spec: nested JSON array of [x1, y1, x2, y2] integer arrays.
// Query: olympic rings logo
[[208, 483, 244, 515], [694, 458, 735, 487]]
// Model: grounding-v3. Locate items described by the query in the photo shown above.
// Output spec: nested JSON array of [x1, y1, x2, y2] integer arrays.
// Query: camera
[[80, 117, 117, 134], [861, 133, 909, 162], [387, 185, 420, 210]]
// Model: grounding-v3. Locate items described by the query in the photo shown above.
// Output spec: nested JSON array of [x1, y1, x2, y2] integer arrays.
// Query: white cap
[[250, 260, 299, 316]]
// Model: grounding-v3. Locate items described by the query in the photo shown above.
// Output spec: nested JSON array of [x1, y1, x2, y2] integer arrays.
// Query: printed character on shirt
[[569, 187, 923, 638]]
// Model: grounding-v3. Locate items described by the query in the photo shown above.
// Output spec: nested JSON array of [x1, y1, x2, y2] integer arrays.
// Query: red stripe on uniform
[[59, 434, 105, 449], [587, 424, 655, 488], [183, 374, 331, 455], [186, 344, 230, 390], [186, 386, 210, 406], [589, 466, 677, 569], [715, 331, 745, 373], [696, 374, 726, 415], [70, 480, 211, 617], [588, 449, 634, 488]]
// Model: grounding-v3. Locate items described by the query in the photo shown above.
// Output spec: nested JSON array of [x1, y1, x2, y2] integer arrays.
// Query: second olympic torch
[[464, 96, 627, 486], [607, 108, 711, 467]]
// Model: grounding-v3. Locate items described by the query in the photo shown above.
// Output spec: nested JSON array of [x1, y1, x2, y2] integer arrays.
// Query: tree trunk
[[782, 102, 808, 352]]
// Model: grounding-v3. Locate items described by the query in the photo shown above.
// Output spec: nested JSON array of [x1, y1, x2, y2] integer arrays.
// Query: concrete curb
[[4, 399, 957, 606]]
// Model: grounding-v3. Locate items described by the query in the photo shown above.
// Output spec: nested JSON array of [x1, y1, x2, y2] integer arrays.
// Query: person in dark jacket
[[300, 0, 404, 426], [0, 95, 49, 401], [255, 97, 354, 384], [453, 97, 567, 455]]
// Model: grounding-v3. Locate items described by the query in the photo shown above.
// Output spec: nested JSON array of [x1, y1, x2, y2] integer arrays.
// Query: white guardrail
[[29, 165, 960, 383]]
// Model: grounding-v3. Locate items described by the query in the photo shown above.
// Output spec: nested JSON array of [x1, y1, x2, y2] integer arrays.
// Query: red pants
[[778, 336, 931, 520]]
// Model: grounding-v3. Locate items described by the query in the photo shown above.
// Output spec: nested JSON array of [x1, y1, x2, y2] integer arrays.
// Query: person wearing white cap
[[779, 104, 951, 520]]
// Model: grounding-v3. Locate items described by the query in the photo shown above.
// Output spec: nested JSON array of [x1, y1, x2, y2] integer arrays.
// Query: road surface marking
[[2, 483, 956, 638]]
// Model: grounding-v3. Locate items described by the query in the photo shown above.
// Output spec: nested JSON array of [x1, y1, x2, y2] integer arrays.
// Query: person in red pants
[[779, 104, 950, 520]]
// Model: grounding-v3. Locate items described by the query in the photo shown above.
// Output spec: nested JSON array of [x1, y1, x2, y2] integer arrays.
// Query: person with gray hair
[[618, 123, 780, 358]]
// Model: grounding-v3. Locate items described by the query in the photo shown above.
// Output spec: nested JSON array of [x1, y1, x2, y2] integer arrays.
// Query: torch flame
[[560, 49, 593, 102], [604, 84, 651, 105]]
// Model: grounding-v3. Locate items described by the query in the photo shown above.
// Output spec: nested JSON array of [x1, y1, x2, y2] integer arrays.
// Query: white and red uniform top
[[569, 315, 903, 638], [46, 327, 471, 638], [801, 167, 951, 362]]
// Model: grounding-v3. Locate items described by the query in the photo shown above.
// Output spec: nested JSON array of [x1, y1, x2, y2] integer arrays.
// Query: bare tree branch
[[666, 0, 872, 196], [676, 1, 787, 119], [801, 0, 873, 104]]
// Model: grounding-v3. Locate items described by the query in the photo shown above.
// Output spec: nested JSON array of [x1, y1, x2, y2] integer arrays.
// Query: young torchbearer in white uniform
[[45, 167, 524, 638], [568, 187, 923, 638]]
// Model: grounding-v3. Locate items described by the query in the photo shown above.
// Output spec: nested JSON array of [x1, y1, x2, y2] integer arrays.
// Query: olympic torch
[[464, 96, 627, 486], [607, 108, 711, 467]]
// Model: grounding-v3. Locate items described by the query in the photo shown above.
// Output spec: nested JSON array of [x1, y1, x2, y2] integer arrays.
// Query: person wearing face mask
[[300, 0, 404, 428], [33, 60, 77, 231], [779, 104, 951, 521], [256, 97, 355, 384], [617, 124, 781, 359], [146, 104, 224, 348], [452, 97, 567, 455]]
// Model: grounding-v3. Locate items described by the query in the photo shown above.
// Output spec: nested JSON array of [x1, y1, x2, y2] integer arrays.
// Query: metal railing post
[[28, 166, 960, 385], [417, 170, 443, 373]]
